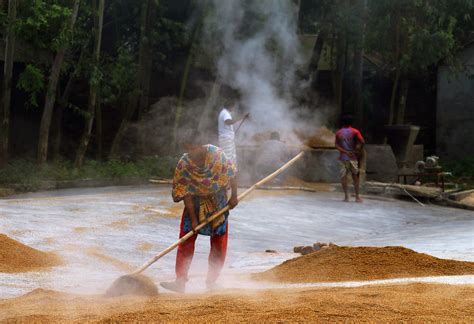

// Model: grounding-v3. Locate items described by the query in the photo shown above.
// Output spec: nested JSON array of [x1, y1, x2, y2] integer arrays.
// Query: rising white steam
[[201, 0, 315, 140]]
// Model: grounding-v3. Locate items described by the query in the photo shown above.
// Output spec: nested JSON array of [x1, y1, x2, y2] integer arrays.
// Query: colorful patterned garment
[[172, 145, 237, 236]]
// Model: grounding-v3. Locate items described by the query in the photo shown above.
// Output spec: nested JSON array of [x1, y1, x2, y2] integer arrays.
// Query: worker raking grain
[[105, 132, 305, 297], [106, 130, 237, 296]]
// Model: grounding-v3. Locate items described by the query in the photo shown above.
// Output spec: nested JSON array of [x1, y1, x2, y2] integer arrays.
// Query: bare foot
[[355, 197, 363, 203], [343, 197, 349, 202]]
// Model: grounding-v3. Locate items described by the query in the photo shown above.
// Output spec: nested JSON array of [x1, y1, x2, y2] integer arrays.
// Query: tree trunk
[[388, 69, 400, 126], [197, 76, 221, 137], [37, 0, 80, 165], [172, 21, 201, 150], [137, 0, 156, 119], [108, 104, 133, 159], [52, 44, 87, 161], [136, 0, 156, 157], [308, 32, 325, 90], [388, 12, 401, 126], [74, 0, 104, 169], [332, 33, 346, 123], [52, 86, 63, 161], [395, 79, 409, 125], [109, 0, 154, 159], [292, 0, 301, 30], [172, 48, 193, 142], [353, 0, 367, 128], [95, 98, 102, 160], [0, 0, 17, 167]]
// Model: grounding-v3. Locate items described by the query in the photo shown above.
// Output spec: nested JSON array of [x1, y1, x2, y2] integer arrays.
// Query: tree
[[366, 0, 464, 125], [300, 0, 364, 123], [109, 0, 161, 159], [352, 0, 367, 127], [75, 0, 105, 169], [0, 0, 17, 167], [52, 43, 88, 161], [171, 21, 199, 152], [37, 0, 81, 165]]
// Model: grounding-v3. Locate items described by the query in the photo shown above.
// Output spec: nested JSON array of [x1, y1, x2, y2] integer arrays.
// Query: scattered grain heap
[[460, 192, 474, 206], [297, 126, 335, 148], [253, 245, 474, 283], [0, 234, 62, 273], [105, 274, 158, 297]]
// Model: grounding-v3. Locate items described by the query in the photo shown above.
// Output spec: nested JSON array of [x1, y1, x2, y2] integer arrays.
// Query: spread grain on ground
[[0, 234, 62, 273], [1, 284, 473, 322], [253, 246, 474, 283]]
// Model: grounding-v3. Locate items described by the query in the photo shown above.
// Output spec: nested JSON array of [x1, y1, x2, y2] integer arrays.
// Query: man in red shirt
[[335, 115, 365, 202]]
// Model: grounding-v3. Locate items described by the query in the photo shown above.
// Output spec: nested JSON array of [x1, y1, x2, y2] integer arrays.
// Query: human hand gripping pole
[[234, 113, 249, 135], [130, 151, 305, 275]]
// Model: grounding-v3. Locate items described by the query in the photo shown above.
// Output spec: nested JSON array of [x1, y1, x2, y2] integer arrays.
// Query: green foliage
[[149, 15, 189, 75], [5, 0, 471, 169], [443, 157, 474, 189], [366, 0, 465, 76], [17, 64, 45, 107], [16, 0, 73, 51], [0, 157, 176, 191], [89, 65, 103, 87], [444, 158, 474, 179], [0, 6, 8, 29], [101, 45, 138, 106]]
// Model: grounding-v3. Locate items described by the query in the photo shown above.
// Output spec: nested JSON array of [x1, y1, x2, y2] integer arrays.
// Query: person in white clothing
[[217, 101, 249, 168]]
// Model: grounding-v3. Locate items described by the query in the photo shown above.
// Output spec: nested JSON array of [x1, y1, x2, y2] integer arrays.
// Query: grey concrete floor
[[0, 184, 472, 297]]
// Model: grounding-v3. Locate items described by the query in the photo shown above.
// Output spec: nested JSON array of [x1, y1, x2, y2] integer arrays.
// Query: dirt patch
[[162, 203, 184, 216], [42, 237, 56, 246], [86, 248, 133, 272], [0, 284, 473, 322], [108, 219, 129, 228], [0, 187, 15, 197], [0, 234, 62, 273], [460, 193, 474, 206], [282, 176, 335, 192], [132, 203, 183, 218], [136, 242, 154, 252], [246, 189, 300, 200], [145, 203, 183, 217], [8, 229, 31, 236], [253, 246, 474, 283], [74, 227, 89, 234]]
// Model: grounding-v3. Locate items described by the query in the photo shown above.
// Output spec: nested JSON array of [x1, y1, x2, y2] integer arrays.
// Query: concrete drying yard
[[0, 184, 473, 321]]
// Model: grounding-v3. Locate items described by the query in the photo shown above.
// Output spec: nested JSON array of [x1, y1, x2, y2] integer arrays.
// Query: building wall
[[437, 44, 474, 160]]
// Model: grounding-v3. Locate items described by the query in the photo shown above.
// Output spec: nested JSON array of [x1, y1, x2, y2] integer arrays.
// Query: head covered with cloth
[[162, 129, 238, 293], [173, 130, 236, 204]]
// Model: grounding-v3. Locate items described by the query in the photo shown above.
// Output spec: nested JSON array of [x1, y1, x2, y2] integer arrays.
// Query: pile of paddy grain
[[282, 176, 334, 192], [253, 245, 474, 283], [460, 192, 474, 206], [0, 234, 62, 273], [294, 126, 335, 148]]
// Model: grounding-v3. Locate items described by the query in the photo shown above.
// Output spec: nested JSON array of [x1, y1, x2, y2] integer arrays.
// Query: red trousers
[[175, 211, 228, 283]]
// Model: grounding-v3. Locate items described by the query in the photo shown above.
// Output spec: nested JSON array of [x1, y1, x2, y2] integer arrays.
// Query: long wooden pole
[[131, 151, 305, 275], [234, 114, 248, 135]]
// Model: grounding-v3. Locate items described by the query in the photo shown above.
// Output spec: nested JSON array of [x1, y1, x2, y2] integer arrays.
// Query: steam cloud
[[201, 0, 318, 141]]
